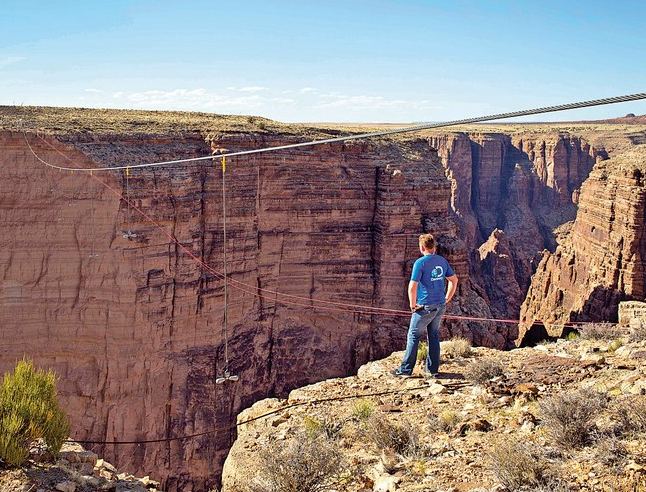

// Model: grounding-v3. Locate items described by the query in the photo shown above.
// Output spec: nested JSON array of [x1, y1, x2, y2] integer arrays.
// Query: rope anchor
[[215, 369, 239, 384]]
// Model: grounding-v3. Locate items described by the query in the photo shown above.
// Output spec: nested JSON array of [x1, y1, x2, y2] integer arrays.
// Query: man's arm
[[408, 280, 419, 311], [445, 274, 458, 303]]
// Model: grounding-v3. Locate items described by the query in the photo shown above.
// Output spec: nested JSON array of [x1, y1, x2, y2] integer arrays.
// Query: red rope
[[31, 133, 626, 328]]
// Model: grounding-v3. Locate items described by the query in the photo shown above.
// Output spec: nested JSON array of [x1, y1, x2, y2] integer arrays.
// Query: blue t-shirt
[[411, 254, 455, 306]]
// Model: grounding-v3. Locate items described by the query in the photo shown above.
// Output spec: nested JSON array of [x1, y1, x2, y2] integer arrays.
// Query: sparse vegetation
[[629, 319, 646, 342], [303, 415, 343, 440], [442, 337, 472, 359], [416, 342, 428, 364], [612, 394, 646, 436], [593, 434, 628, 470], [608, 338, 624, 353], [350, 399, 374, 421], [487, 438, 555, 490], [429, 409, 462, 432], [464, 357, 504, 385], [364, 415, 426, 458], [250, 434, 344, 492], [0, 358, 70, 467], [539, 388, 607, 449], [579, 323, 625, 341]]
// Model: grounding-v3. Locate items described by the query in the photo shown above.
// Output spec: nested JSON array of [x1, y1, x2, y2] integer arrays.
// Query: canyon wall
[[428, 132, 603, 320], [0, 129, 506, 490], [519, 146, 646, 344], [2, 112, 644, 490]]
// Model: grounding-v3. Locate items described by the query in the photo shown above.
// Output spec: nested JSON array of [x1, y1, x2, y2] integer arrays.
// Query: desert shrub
[[417, 342, 428, 364], [579, 323, 624, 341], [593, 434, 628, 470], [428, 409, 462, 432], [539, 388, 607, 449], [629, 319, 646, 342], [351, 399, 374, 421], [464, 357, 504, 385], [487, 438, 554, 490], [0, 358, 70, 467], [612, 394, 646, 436], [443, 337, 472, 359], [364, 415, 425, 458], [565, 331, 579, 341], [303, 415, 343, 440], [250, 434, 344, 492]]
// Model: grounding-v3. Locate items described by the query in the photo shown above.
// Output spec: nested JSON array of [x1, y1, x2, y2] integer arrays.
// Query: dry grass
[[487, 438, 555, 490], [416, 342, 428, 364], [350, 399, 375, 421], [428, 409, 462, 433], [302, 415, 344, 440], [539, 388, 607, 449], [612, 394, 646, 436], [579, 323, 625, 341], [250, 434, 344, 492], [442, 337, 472, 359], [629, 319, 646, 342], [363, 415, 427, 458], [464, 357, 504, 385]]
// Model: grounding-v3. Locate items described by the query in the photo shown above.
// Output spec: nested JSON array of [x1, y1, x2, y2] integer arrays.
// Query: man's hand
[[411, 304, 423, 312]]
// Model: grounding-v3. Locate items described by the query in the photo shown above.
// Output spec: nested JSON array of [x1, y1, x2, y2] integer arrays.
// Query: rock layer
[[0, 128, 508, 490]]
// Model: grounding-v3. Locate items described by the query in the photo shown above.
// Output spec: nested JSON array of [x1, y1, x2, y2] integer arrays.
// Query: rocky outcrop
[[222, 335, 646, 492], [519, 146, 646, 343]]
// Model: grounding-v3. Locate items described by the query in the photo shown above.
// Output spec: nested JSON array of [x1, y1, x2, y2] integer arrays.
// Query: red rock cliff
[[0, 127, 508, 490], [519, 146, 646, 343]]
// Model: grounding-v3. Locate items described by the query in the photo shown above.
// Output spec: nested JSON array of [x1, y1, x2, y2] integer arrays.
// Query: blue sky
[[1, 0, 645, 123]]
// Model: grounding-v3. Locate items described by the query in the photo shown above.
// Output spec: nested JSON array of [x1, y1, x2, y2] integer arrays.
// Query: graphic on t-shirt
[[430, 266, 444, 280]]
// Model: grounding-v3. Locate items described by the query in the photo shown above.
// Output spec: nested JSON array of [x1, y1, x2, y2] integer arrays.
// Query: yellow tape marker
[[222, 156, 226, 172]]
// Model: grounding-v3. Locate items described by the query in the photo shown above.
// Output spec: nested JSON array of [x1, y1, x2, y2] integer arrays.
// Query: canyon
[[0, 106, 645, 490]]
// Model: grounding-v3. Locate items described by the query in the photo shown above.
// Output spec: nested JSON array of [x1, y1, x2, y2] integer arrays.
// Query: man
[[391, 233, 458, 377]]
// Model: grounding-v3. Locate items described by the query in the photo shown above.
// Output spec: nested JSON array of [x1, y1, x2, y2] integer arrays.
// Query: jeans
[[398, 303, 446, 375]]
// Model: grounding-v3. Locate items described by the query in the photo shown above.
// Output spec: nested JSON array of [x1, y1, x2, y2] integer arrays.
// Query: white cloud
[[112, 91, 124, 98], [122, 88, 265, 110], [85, 88, 103, 93], [0, 56, 25, 68], [299, 87, 316, 93], [238, 86, 268, 92], [271, 97, 296, 104], [315, 94, 408, 110], [226, 86, 268, 92]]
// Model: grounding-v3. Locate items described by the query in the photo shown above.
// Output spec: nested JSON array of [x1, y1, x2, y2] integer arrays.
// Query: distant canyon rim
[[1, 106, 645, 491]]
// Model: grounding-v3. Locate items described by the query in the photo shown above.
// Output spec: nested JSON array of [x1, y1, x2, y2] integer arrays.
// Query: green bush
[[416, 342, 428, 364], [0, 358, 70, 467], [350, 399, 374, 421]]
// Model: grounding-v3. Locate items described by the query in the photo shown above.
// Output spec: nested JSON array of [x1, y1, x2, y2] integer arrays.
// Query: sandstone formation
[[520, 146, 646, 344], [0, 108, 510, 491]]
